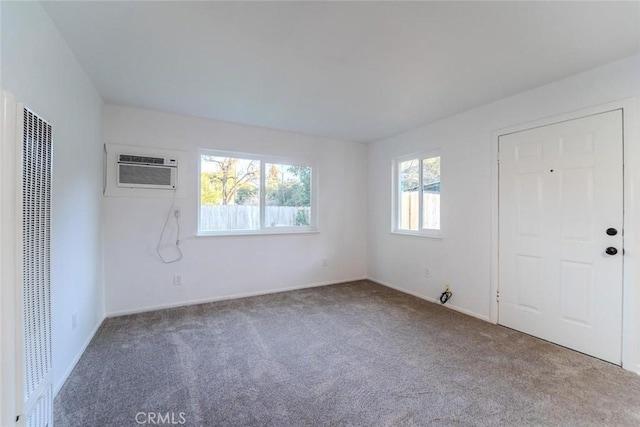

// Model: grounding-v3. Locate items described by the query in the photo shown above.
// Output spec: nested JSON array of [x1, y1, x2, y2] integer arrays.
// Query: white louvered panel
[[21, 108, 53, 427], [26, 388, 52, 427]]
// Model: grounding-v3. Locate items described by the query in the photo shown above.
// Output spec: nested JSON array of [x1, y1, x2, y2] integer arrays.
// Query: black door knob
[[605, 247, 618, 256], [606, 228, 618, 236]]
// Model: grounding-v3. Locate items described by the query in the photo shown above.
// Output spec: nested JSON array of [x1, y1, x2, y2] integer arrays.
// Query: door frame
[[0, 90, 20, 427], [490, 97, 640, 373]]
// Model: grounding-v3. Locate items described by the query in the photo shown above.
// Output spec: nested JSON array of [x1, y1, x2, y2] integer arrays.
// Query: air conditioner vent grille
[[118, 154, 165, 165], [119, 164, 173, 186]]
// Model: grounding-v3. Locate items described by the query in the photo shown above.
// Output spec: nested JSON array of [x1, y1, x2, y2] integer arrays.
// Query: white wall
[[102, 105, 368, 315], [368, 54, 640, 371], [1, 1, 105, 401]]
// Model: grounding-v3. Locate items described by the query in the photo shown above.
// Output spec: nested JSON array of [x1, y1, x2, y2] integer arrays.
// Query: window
[[199, 151, 315, 235], [394, 152, 441, 236]]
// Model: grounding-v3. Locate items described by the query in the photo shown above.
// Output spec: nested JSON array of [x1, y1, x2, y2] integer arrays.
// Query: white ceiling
[[43, 1, 640, 143]]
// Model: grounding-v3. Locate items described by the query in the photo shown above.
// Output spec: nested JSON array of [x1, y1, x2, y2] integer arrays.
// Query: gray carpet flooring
[[54, 280, 640, 426]]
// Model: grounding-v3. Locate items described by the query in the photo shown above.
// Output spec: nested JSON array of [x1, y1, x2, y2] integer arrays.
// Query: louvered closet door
[[19, 108, 53, 427]]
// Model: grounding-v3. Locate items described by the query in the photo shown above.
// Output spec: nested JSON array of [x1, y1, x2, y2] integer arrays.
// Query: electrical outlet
[[71, 313, 78, 330], [424, 268, 430, 278], [445, 284, 451, 292], [322, 258, 328, 267], [173, 274, 183, 286]]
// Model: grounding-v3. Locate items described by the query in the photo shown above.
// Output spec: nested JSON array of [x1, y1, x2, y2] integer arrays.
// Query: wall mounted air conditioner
[[117, 154, 178, 189]]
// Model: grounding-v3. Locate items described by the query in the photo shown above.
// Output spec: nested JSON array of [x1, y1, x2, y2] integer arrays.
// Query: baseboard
[[366, 277, 491, 322], [107, 277, 368, 317], [54, 315, 106, 397]]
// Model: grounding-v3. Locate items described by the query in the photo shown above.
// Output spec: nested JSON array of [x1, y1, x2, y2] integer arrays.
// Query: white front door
[[498, 109, 623, 364]]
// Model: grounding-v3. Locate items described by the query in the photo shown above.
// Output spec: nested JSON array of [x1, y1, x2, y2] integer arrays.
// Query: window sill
[[390, 230, 443, 239], [196, 229, 319, 238]]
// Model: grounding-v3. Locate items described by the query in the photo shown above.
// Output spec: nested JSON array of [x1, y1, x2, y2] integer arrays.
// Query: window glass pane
[[200, 155, 260, 231], [422, 156, 440, 230], [399, 159, 419, 230], [265, 163, 311, 227]]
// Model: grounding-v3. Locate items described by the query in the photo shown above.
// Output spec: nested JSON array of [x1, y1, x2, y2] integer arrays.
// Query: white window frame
[[197, 149, 318, 236], [392, 150, 442, 238]]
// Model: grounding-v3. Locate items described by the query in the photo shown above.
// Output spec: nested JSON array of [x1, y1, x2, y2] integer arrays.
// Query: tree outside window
[[199, 153, 313, 233]]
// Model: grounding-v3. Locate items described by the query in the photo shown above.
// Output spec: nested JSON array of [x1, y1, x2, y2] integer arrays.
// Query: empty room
[[2, 1, 640, 426]]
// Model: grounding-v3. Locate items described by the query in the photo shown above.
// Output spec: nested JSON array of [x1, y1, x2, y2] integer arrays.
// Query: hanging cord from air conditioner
[[157, 189, 183, 264]]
